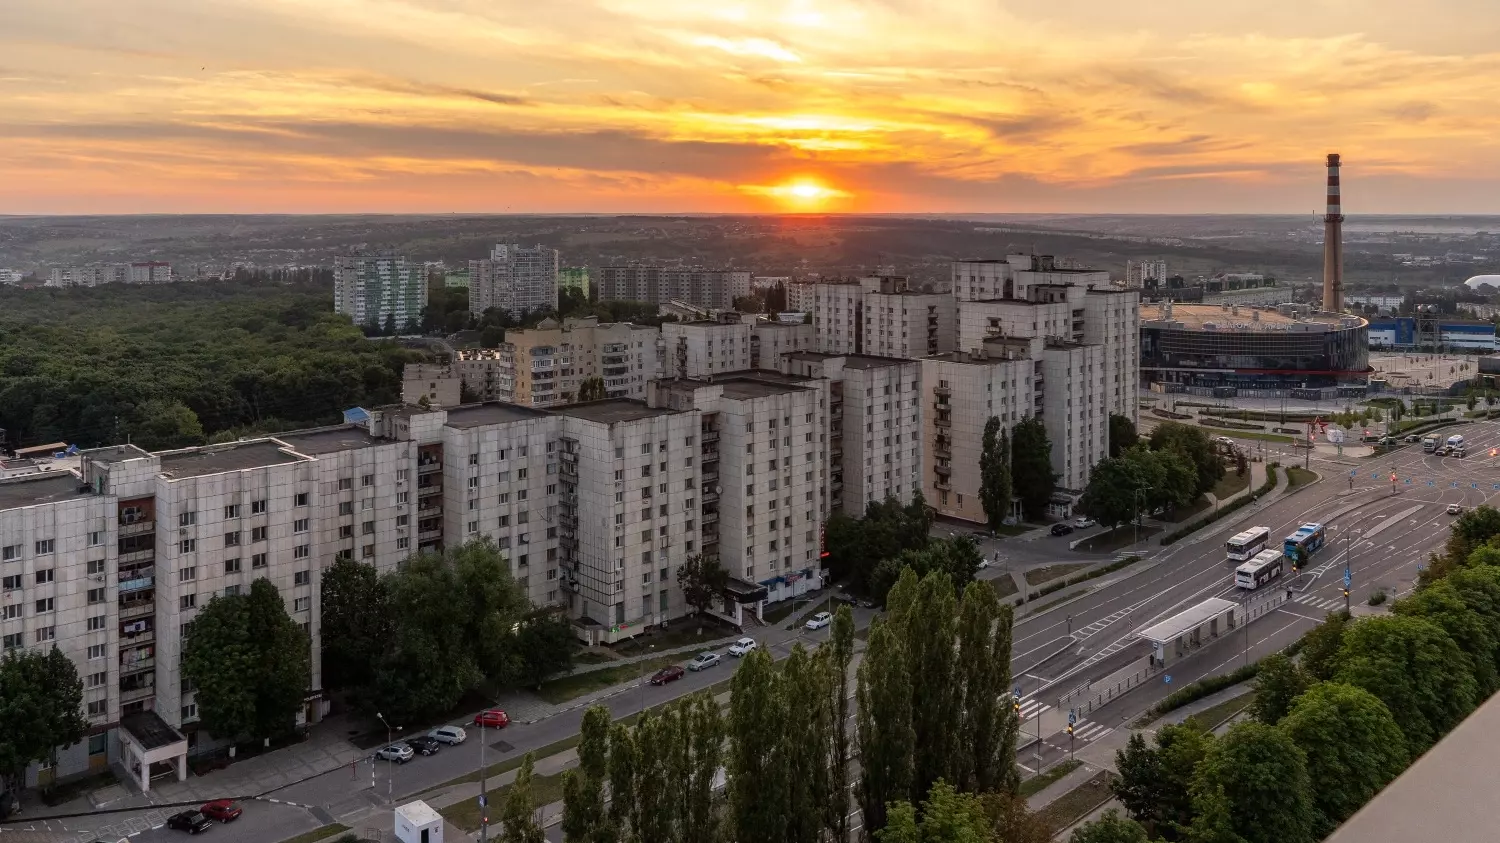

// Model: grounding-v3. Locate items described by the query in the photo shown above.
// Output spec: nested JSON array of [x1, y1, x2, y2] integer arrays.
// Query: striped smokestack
[[1322, 153, 1344, 312]]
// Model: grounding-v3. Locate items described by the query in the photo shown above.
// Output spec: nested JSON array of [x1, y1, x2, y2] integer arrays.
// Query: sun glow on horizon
[[741, 178, 852, 208]]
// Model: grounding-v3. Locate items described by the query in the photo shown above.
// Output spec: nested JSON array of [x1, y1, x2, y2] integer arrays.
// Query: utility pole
[[479, 718, 488, 843]]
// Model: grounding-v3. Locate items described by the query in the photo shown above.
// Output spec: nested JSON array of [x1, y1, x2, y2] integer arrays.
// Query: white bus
[[1235, 549, 1285, 590], [1226, 526, 1271, 562]]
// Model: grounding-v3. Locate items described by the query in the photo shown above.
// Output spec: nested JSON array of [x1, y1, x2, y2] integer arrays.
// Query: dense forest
[[0, 281, 423, 451]]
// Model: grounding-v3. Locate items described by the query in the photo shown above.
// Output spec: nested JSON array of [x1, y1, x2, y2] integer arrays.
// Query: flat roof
[[1136, 598, 1239, 644], [718, 378, 813, 399], [1325, 690, 1500, 843], [842, 354, 914, 370], [122, 710, 185, 751], [550, 399, 678, 424], [444, 402, 552, 428], [924, 351, 1029, 366], [157, 440, 308, 479], [0, 472, 89, 511], [276, 426, 390, 455], [1140, 304, 1363, 332]]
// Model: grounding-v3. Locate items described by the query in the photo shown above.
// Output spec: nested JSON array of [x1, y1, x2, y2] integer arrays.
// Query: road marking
[[1279, 607, 1328, 623], [1018, 698, 1050, 719]]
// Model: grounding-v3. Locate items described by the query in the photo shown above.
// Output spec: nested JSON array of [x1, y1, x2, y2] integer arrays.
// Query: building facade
[[492, 318, 662, 407], [469, 244, 560, 319], [558, 267, 590, 300], [861, 277, 957, 359], [332, 255, 428, 331], [596, 266, 751, 309], [1140, 303, 1372, 388], [802, 281, 864, 354], [661, 316, 753, 379]]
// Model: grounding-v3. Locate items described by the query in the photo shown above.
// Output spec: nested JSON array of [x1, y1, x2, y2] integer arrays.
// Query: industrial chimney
[[1322, 153, 1344, 313]]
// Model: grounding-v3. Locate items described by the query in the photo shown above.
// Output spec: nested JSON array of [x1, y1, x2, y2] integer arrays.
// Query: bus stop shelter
[[1136, 598, 1240, 668]]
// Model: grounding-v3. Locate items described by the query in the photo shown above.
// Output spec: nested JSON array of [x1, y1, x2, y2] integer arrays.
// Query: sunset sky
[[5, 0, 1500, 214]]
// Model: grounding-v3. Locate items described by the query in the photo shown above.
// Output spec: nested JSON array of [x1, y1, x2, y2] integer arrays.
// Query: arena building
[[1140, 302, 1370, 390]]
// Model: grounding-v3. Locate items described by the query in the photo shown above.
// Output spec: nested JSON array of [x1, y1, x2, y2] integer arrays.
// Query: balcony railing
[[119, 574, 155, 593], [119, 549, 154, 565], [417, 462, 442, 475], [935, 415, 952, 428], [119, 601, 154, 620], [934, 385, 951, 397], [701, 489, 718, 504], [417, 484, 442, 498], [700, 429, 719, 443], [120, 655, 155, 674], [935, 464, 952, 477], [934, 479, 952, 491], [933, 400, 950, 412], [418, 529, 442, 542], [118, 519, 154, 537], [119, 684, 155, 703], [702, 509, 719, 524]]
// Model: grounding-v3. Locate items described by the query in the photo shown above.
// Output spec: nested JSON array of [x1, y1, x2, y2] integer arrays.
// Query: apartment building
[[596, 266, 751, 309], [861, 276, 957, 358], [332, 254, 428, 331], [751, 320, 817, 369], [801, 281, 864, 354], [1126, 259, 1168, 287], [1082, 288, 1141, 425], [401, 363, 463, 407], [468, 244, 560, 318], [662, 315, 752, 379], [495, 317, 662, 407], [558, 267, 590, 300], [0, 268, 22, 286], [781, 353, 922, 515], [45, 262, 172, 288]]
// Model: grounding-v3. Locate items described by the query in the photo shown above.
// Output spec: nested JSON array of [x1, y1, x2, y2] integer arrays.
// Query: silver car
[[376, 743, 414, 764], [688, 652, 721, 671]]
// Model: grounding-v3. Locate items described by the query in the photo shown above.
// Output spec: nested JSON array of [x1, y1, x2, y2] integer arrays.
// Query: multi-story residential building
[[1083, 287, 1141, 425], [493, 317, 661, 407], [751, 320, 817, 369], [558, 267, 590, 300], [861, 276, 957, 359], [0, 268, 23, 286], [128, 262, 172, 285], [444, 269, 470, 288], [332, 254, 428, 331], [596, 266, 751, 310], [1126, 259, 1169, 287], [952, 259, 1013, 302], [468, 244, 559, 318], [45, 263, 171, 288], [662, 315, 752, 379], [802, 281, 864, 354], [781, 353, 922, 515], [401, 363, 463, 407]]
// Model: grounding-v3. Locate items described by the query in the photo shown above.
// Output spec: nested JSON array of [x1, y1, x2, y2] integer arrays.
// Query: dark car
[[166, 810, 214, 834], [832, 592, 857, 606], [1050, 523, 1074, 537], [405, 735, 442, 756], [650, 665, 685, 685], [200, 800, 242, 822]]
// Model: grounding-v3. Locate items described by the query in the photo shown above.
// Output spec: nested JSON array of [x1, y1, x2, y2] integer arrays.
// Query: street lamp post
[[638, 644, 655, 712], [375, 712, 397, 802], [480, 715, 488, 843], [1133, 486, 1154, 545]]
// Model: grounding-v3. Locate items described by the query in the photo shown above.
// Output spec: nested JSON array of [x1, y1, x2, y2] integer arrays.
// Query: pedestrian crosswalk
[[1018, 697, 1050, 720], [1070, 720, 1114, 743], [1292, 593, 1346, 611]]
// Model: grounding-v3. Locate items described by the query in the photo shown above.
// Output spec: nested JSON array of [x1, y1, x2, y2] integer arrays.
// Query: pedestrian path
[[1291, 593, 1346, 612], [1069, 719, 1114, 744], [1018, 696, 1050, 720]]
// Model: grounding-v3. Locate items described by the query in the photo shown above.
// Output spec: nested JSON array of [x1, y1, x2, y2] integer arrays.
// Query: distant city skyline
[[6, 0, 1500, 214]]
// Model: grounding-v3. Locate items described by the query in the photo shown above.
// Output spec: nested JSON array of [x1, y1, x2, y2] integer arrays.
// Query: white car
[[428, 725, 467, 745], [728, 637, 757, 657], [688, 652, 721, 671], [977, 559, 991, 570], [1448, 504, 1465, 515], [805, 611, 833, 630], [1073, 517, 1097, 529], [376, 743, 414, 764]]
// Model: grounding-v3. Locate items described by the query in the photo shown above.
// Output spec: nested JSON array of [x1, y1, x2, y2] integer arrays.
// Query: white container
[[395, 799, 444, 843]]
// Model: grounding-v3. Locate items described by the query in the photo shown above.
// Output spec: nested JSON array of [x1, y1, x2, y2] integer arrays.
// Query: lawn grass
[[990, 575, 1019, 601], [280, 825, 352, 843], [1034, 770, 1119, 834], [1285, 467, 1318, 490], [573, 649, 619, 665], [1188, 691, 1255, 731], [612, 624, 732, 656], [1211, 470, 1251, 500], [1025, 563, 1092, 586], [788, 602, 837, 630], [1074, 525, 1160, 552], [760, 599, 803, 625], [1157, 497, 1211, 524], [534, 655, 683, 704], [439, 771, 568, 831], [1017, 759, 1082, 798]]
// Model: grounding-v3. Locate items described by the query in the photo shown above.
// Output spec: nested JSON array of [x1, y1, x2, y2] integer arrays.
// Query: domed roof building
[[1464, 275, 1500, 290]]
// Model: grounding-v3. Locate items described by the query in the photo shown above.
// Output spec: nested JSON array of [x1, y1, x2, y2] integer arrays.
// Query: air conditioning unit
[[178, 527, 188, 535]]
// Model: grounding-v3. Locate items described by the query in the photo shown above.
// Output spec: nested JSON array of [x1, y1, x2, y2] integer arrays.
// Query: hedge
[[1135, 662, 1262, 726], [1160, 463, 1280, 546], [1022, 555, 1142, 604]]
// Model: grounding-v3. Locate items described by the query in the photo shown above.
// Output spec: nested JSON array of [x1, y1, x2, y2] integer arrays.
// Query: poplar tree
[[499, 753, 545, 843], [607, 722, 639, 842], [992, 603, 1021, 794], [825, 605, 856, 842], [728, 649, 788, 843], [634, 709, 678, 843], [561, 705, 612, 843], [856, 618, 914, 840], [955, 580, 1005, 793], [904, 573, 960, 804], [783, 645, 832, 843], [682, 693, 725, 843]]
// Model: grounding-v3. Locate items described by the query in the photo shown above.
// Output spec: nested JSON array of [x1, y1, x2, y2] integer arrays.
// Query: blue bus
[[1284, 523, 1327, 563]]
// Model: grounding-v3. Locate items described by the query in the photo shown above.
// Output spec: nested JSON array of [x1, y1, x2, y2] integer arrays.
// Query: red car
[[200, 799, 243, 822], [473, 708, 510, 729], [650, 665, 685, 685]]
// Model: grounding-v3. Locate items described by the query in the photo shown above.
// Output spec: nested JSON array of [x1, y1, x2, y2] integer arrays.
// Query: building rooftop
[[80, 444, 154, 465], [551, 399, 678, 425], [1139, 304, 1365, 332], [925, 349, 1031, 365], [277, 426, 391, 455], [717, 376, 815, 400], [1136, 598, 1238, 644], [122, 710, 186, 751], [842, 354, 915, 370], [0, 472, 89, 511], [157, 440, 309, 480], [444, 402, 552, 428]]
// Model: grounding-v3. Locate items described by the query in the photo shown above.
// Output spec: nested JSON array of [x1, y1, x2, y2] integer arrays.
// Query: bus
[[1235, 549, 1286, 590], [1284, 523, 1328, 563], [1226, 527, 1271, 562]]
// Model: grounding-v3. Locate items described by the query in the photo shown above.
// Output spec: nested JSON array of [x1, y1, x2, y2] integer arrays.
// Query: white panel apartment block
[[661, 320, 752, 379]]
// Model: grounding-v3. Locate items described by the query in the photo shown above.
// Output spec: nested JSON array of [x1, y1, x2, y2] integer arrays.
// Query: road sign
[[1344, 568, 1352, 588], [1068, 709, 1077, 725], [1164, 675, 1173, 684], [1013, 686, 1022, 701], [478, 794, 487, 808]]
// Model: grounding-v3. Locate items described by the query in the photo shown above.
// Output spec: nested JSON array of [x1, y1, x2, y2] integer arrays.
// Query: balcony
[[935, 463, 952, 477], [934, 415, 952, 429], [417, 461, 442, 475], [933, 385, 951, 397], [560, 536, 578, 551], [933, 400, 950, 413], [118, 573, 155, 594], [934, 479, 952, 491], [119, 549, 154, 565], [417, 503, 443, 519], [118, 519, 154, 537], [935, 441, 952, 459], [701, 488, 718, 504], [701, 445, 719, 461], [120, 654, 155, 674], [560, 450, 578, 464], [701, 508, 719, 524], [120, 624, 154, 645], [702, 468, 718, 484], [119, 684, 156, 704], [119, 601, 155, 620], [559, 512, 578, 528], [417, 484, 442, 498], [418, 529, 442, 542], [700, 429, 719, 444]]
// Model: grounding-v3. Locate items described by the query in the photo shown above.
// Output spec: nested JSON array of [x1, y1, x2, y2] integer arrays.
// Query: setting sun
[[741, 179, 852, 208]]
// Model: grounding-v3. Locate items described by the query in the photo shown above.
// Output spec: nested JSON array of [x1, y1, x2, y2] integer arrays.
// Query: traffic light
[[1013, 698, 1021, 714], [1343, 588, 1350, 598], [1066, 724, 1074, 737], [1491, 448, 1497, 458]]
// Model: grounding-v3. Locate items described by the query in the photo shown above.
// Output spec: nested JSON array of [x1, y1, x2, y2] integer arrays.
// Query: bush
[[1138, 662, 1261, 724], [1024, 556, 1142, 603], [1368, 589, 1388, 606], [1160, 463, 1280, 546]]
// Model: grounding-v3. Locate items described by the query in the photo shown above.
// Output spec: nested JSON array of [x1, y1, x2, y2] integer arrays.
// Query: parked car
[[650, 665, 686, 685], [805, 611, 833, 630], [1072, 517, 1096, 529], [1448, 504, 1465, 515], [473, 709, 510, 729], [166, 811, 214, 834], [200, 800, 242, 823], [1405, 434, 1421, 443], [688, 652, 721, 671], [832, 592, 858, 605], [728, 637, 757, 656], [405, 735, 442, 756], [377, 743, 415, 764], [857, 598, 876, 609], [428, 725, 467, 745], [977, 558, 990, 570], [1455, 447, 1468, 458], [1050, 523, 1074, 537]]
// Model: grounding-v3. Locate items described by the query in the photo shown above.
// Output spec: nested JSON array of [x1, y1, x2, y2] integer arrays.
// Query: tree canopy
[[1010, 417, 1056, 521], [1278, 682, 1408, 836], [1148, 422, 1224, 497], [978, 418, 1012, 529], [1108, 414, 1139, 459], [1188, 721, 1315, 843], [0, 647, 87, 788]]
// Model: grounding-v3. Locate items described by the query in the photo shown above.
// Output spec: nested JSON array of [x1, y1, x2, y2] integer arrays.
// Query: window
[[0, 604, 18, 620], [468, 521, 479, 534], [397, 536, 410, 550], [179, 538, 196, 553], [35, 568, 53, 584], [221, 557, 241, 574], [397, 491, 409, 504], [362, 521, 375, 535], [88, 643, 106, 660], [340, 525, 354, 538], [88, 700, 108, 717], [87, 615, 105, 631], [295, 492, 309, 507], [224, 504, 241, 519], [178, 511, 196, 527], [251, 526, 267, 542], [294, 518, 309, 533], [181, 703, 198, 721], [339, 501, 354, 516], [88, 671, 108, 688], [398, 468, 410, 480], [1, 575, 19, 591], [517, 467, 528, 480], [0, 545, 16, 561], [294, 545, 310, 559], [224, 584, 241, 596], [35, 626, 54, 643], [34, 539, 54, 555], [88, 531, 104, 547], [180, 593, 197, 610], [252, 553, 267, 569], [224, 531, 241, 547], [2, 633, 21, 650], [337, 478, 353, 491], [362, 474, 374, 487], [179, 566, 197, 582], [396, 514, 410, 527], [88, 587, 105, 604], [468, 476, 479, 489], [294, 597, 311, 612]]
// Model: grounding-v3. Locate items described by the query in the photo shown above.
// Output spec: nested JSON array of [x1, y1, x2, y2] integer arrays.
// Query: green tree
[[500, 753, 546, 843], [1010, 417, 1056, 520], [676, 553, 729, 621], [981, 791, 1052, 843], [511, 613, 579, 688], [182, 578, 310, 741], [607, 722, 639, 839], [1279, 682, 1408, 836], [129, 399, 206, 450], [1298, 610, 1351, 681], [857, 618, 914, 837], [382, 312, 397, 336], [683, 692, 725, 843], [1248, 653, 1311, 725], [634, 708, 679, 843], [877, 780, 993, 843], [1443, 505, 1500, 570], [1188, 722, 1315, 843], [561, 705, 612, 843], [576, 377, 607, 402], [1149, 422, 1225, 496], [827, 606, 856, 842], [1069, 811, 1150, 843], [1078, 454, 1144, 528], [903, 574, 960, 804], [370, 551, 484, 723], [0, 648, 87, 788], [1393, 576, 1498, 697], [1108, 414, 1139, 459], [879, 537, 982, 598], [782, 645, 831, 843], [728, 649, 787, 843], [319, 557, 390, 692], [979, 417, 1012, 529], [1113, 721, 1213, 840], [1332, 614, 1477, 753], [954, 581, 1008, 794]]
